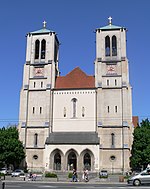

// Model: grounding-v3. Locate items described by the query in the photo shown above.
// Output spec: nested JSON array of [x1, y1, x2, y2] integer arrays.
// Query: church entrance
[[84, 153, 91, 170], [68, 152, 77, 170], [54, 152, 61, 170]]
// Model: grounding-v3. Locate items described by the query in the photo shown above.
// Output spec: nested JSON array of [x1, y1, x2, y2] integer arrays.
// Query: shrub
[[68, 172, 73, 178], [45, 172, 57, 178], [0, 173, 5, 177]]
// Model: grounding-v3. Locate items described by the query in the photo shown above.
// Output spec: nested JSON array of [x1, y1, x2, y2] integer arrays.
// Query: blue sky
[[0, 0, 150, 127]]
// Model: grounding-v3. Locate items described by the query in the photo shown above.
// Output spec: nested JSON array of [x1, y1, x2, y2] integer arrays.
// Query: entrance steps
[[56, 171, 98, 182]]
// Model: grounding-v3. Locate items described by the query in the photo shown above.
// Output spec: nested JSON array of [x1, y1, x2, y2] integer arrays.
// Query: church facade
[[19, 18, 133, 173]]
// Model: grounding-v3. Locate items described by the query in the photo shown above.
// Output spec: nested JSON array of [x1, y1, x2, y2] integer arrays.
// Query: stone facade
[[18, 19, 133, 173]]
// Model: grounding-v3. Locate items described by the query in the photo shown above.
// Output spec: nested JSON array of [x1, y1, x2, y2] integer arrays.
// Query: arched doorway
[[54, 153, 61, 170], [68, 152, 77, 170], [84, 153, 91, 171]]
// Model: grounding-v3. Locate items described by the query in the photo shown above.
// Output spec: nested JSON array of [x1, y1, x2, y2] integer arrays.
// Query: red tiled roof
[[55, 67, 95, 89]]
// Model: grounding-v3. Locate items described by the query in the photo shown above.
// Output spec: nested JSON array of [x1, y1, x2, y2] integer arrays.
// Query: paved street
[[2, 182, 150, 189]]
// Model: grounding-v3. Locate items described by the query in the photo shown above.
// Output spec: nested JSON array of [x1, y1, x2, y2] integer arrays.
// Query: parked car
[[127, 169, 150, 186], [11, 169, 24, 177], [0, 168, 8, 175], [99, 170, 108, 178]]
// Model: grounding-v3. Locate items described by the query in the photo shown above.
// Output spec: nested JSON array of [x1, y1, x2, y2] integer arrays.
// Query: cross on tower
[[43, 20, 47, 28], [108, 16, 112, 25]]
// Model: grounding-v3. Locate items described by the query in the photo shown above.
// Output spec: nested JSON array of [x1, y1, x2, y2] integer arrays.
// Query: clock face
[[107, 65, 116, 74], [34, 67, 44, 76]]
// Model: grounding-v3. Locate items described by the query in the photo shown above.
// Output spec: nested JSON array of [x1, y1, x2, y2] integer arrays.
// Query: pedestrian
[[72, 169, 77, 182]]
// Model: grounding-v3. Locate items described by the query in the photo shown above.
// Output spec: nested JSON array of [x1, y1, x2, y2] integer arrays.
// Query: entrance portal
[[54, 153, 61, 170], [84, 153, 91, 170], [68, 152, 77, 170]]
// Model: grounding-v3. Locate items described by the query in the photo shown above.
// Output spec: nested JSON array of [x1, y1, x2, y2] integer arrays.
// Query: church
[[19, 18, 134, 173]]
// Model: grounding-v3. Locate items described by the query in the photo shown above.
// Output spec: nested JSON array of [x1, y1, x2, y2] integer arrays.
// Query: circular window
[[33, 155, 38, 160], [110, 155, 116, 161]]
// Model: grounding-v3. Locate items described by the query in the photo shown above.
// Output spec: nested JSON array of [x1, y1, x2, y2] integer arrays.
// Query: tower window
[[41, 39, 46, 59], [107, 79, 109, 86], [64, 107, 66, 117], [72, 98, 77, 118], [33, 107, 35, 114], [41, 82, 43, 88], [112, 36, 117, 56], [34, 82, 36, 88], [107, 106, 110, 113], [82, 107, 85, 117], [111, 133, 115, 147], [35, 40, 40, 59], [115, 79, 117, 86], [115, 106, 118, 113], [105, 36, 110, 56], [40, 107, 42, 114], [34, 133, 38, 147]]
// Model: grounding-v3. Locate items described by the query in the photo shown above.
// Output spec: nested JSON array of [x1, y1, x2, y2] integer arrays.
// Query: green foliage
[[45, 172, 57, 178], [0, 173, 5, 177], [130, 119, 150, 171], [68, 172, 73, 178], [0, 126, 25, 169]]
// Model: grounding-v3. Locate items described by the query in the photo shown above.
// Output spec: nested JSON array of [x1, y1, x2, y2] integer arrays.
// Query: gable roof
[[55, 67, 95, 89]]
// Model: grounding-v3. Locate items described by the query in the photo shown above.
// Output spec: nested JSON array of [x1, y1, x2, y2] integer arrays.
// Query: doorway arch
[[84, 153, 91, 170], [80, 149, 94, 171], [54, 153, 61, 170], [66, 149, 78, 171]]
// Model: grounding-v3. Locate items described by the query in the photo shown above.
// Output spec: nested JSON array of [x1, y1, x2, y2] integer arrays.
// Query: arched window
[[64, 107, 66, 117], [72, 98, 77, 118], [35, 40, 40, 59], [112, 36, 117, 56], [111, 133, 115, 147], [41, 39, 46, 59], [54, 153, 61, 170], [34, 133, 38, 147], [84, 153, 91, 171], [105, 36, 110, 56], [82, 107, 85, 117]]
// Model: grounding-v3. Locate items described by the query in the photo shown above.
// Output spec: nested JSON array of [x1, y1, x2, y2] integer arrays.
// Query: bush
[[0, 173, 5, 178], [68, 172, 73, 178], [45, 172, 57, 178]]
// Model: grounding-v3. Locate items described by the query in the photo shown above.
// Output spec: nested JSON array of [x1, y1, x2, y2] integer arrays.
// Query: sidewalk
[[1, 174, 127, 184]]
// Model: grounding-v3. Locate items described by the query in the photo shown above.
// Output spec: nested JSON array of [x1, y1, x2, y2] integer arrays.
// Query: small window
[[33, 155, 38, 160], [107, 79, 109, 86], [34, 82, 36, 88], [64, 107, 66, 117], [82, 107, 85, 117], [40, 107, 42, 114], [115, 106, 118, 113], [107, 106, 110, 113], [115, 79, 117, 86], [34, 133, 38, 147], [72, 98, 77, 118], [110, 155, 116, 161], [33, 107, 35, 114], [111, 133, 115, 147], [41, 82, 43, 88]]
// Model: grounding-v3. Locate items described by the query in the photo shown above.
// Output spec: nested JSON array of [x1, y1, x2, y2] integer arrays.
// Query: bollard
[[2, 182, 5, 189]]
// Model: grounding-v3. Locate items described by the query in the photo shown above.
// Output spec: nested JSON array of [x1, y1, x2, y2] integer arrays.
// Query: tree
[[130, 118, 150, 171], [0, 126, 25, 169]]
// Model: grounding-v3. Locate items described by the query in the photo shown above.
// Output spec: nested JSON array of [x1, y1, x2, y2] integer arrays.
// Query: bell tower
[[95, 17, 133, 173], [19, 21, 60, 171]]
